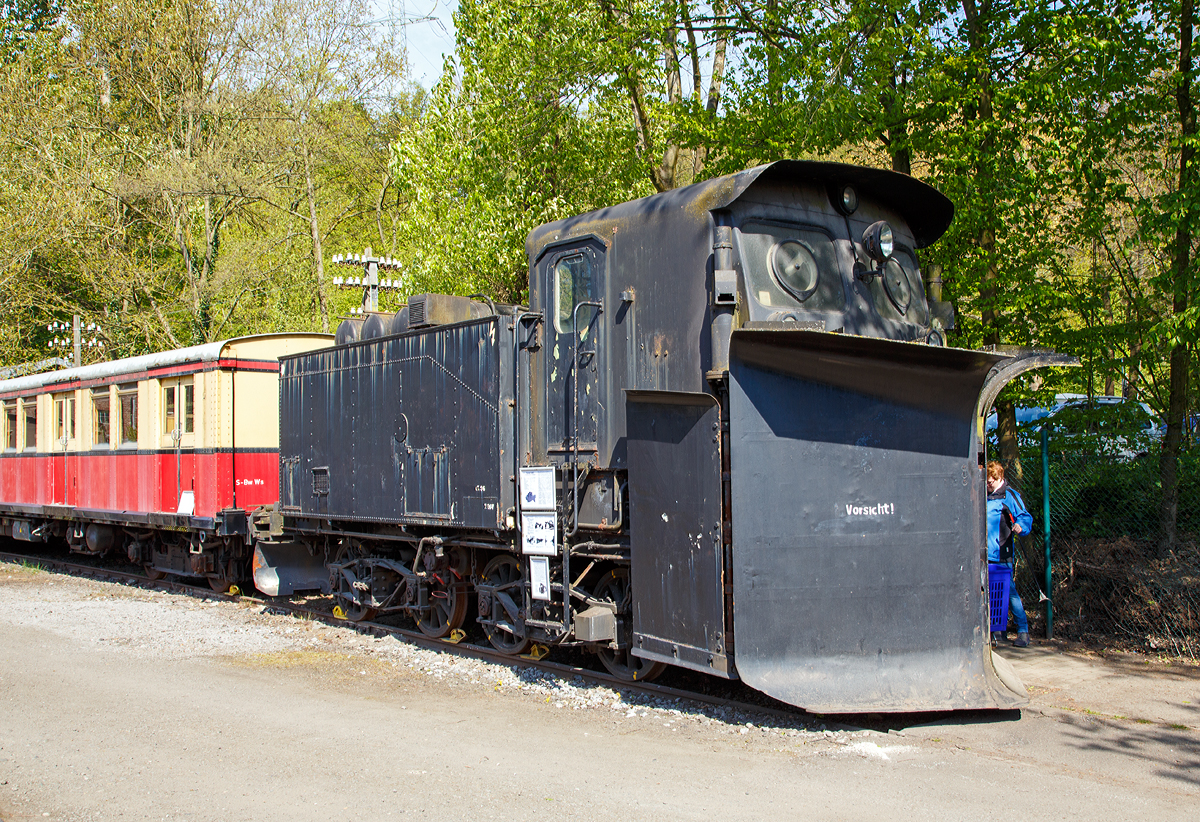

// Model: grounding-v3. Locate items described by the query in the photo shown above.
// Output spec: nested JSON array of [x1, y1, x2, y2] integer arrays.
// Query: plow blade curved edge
[[728, 330, 1035, 713]]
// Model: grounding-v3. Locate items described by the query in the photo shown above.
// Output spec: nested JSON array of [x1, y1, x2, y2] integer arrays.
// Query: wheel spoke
[[417, 574, 467, 638], [479, 555, 530, 654], [335, 567, 377, 622], [592, 568, 666, 682]]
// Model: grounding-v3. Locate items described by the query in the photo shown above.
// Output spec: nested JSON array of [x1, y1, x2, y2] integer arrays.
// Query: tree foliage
[[0, 0, 412, 358], [1, 0, 1196, 539]]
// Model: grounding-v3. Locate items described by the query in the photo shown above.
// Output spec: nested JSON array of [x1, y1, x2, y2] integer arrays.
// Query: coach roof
[[0, 333, 329, 396]]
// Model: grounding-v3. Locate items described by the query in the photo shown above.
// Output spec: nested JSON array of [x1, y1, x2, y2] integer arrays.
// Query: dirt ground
[[1, 560, 1197, 821]]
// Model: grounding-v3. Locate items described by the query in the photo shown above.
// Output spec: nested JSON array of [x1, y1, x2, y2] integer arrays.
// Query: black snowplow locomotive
[[254, 161, 1067, 713]]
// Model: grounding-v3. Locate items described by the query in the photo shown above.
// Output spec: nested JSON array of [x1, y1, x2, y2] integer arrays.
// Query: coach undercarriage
[[1, 514, 253, 593]]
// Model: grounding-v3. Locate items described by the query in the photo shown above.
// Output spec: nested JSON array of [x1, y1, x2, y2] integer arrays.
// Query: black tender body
[[279, 317, 515, 529]]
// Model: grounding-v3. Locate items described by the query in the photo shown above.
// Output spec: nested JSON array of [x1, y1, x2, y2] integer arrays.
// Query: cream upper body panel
[[0, 333, 333, 453]]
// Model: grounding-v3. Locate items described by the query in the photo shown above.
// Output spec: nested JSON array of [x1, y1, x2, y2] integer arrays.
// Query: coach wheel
[[417, 577, 468, 639], [479, 555, 530, 655], [208, 576, 232, 594], [144, 565, 166, 581], [592, 568, 667, 682], [335, 572, 378, 623]]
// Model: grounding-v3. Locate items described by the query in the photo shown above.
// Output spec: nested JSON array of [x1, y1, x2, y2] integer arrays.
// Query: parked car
[[987, 394, 1161, 459]]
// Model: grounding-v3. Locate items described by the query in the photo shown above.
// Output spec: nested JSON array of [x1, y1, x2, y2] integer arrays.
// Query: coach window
[[3, 400, 15, 450], [162, 377, 194, 441], [119, 383, 138, 446], [22, 398, 37, 451], [54, 393, 76, 450], [92, 387, 111, 448]]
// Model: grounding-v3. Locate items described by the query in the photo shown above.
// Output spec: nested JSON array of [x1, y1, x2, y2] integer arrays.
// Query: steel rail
[[0, 547, 819, 726]]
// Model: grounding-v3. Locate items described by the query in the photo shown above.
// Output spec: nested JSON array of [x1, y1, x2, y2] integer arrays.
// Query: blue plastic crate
[[988, 563, 1012, 633]]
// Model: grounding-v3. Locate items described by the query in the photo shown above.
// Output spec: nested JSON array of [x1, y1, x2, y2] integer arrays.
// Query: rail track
[[0, 543, 829, 728]]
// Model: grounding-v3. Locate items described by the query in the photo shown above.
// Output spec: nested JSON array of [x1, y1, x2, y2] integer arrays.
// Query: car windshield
[[1051, 401, 1154, 435]]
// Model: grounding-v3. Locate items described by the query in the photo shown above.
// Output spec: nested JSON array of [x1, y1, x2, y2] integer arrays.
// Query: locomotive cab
[[524, 161, 960, 475]]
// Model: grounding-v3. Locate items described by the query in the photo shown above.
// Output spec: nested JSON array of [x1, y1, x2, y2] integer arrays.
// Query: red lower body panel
[[0, 450, 278, 518]]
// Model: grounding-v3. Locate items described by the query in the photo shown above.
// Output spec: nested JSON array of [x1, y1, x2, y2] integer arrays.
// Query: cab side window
[[554, 254, 597, 334]]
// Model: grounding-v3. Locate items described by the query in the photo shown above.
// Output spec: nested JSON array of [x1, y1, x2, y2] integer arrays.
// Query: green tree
[[1, 0, 61, 61]]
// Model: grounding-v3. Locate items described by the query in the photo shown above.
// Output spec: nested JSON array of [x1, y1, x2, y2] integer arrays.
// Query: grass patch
[[1, 558, 46, 577], [236, 650, 348, 669]]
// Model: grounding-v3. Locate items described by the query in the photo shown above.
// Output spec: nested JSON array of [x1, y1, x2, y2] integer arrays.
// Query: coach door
[[533, 238, 607, 463], [52, 393, 78, 505], [162, 377, 197, 514]]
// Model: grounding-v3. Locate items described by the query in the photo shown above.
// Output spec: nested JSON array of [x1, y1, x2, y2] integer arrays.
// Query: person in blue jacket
[[986, 461, 1034, 647]]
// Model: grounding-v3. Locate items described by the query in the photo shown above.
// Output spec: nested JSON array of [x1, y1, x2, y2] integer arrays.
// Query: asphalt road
[[1, 567, 1197, 821]]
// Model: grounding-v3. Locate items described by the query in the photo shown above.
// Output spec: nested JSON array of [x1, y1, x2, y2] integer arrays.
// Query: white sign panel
[[521, 511, 558, 556], [529, 556, 551, 601], [519, 466, 556, 512], [177, 491, 195, 516]]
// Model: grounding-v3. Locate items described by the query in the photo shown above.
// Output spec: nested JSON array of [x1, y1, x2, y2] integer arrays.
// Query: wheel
[[208, 576, 232, 593], [417, 574, 468, 638], [592, 568, 667, 682], [334, 568, 377, 623], [144, 565, 166, 581], [479, 555, 530, 655]]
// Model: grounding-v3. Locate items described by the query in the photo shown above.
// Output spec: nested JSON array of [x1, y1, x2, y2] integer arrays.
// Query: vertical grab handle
[[567, 300, 603, 626]]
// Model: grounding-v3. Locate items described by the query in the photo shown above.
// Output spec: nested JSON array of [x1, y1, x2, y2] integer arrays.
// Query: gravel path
[[0, 561, 850, 744], [3, 558, 1197, 821]]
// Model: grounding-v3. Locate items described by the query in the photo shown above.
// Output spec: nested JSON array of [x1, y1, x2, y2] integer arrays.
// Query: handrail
[[567, 299, 603, 628], [512, 309, 545, 638]]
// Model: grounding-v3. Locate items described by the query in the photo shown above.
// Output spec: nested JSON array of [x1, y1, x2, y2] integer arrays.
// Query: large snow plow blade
[[728, 330, 1050, 713], [252, 541, 330, 596]]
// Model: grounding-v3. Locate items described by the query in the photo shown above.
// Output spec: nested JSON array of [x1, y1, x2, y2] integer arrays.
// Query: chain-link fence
[[996, 441, 1200, 660]]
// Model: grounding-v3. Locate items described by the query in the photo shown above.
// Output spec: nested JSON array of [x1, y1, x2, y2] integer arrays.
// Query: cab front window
[[739, 222, 845, 312], [867, 247, 928, 325]]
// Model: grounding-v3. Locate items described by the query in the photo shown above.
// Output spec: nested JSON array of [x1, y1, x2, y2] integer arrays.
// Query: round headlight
[[829, 184, 858, 215], [862, 221, 894, 262], [841, 186, 858, 214]]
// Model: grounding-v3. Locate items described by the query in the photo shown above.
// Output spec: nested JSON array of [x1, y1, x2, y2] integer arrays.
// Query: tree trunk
[[1159, 0, 1195, 555], [689, 0, 727, 180], [303, 135, 331, 333], [656, 31, 682, 191], [883, 74, 911, 175], [964, 0, 1022, 480]]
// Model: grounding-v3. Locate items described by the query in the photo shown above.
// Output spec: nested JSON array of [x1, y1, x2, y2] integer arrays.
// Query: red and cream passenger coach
[[0, 334, 331, 590]]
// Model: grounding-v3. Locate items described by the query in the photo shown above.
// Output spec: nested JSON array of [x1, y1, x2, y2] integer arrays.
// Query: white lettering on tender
[[844, 503, 896, 516]]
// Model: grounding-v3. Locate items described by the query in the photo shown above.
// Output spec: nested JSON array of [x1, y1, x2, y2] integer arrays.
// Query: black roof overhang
[[731, 160, 954, 249], [526, 160, 955, 261]]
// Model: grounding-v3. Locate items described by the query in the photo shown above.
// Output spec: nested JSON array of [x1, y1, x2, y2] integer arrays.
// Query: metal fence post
[[1041, 425, 1053, 639]]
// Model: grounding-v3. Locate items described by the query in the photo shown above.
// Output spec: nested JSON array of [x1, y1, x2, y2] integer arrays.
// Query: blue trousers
[[1009, 586, 1029, 633]]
